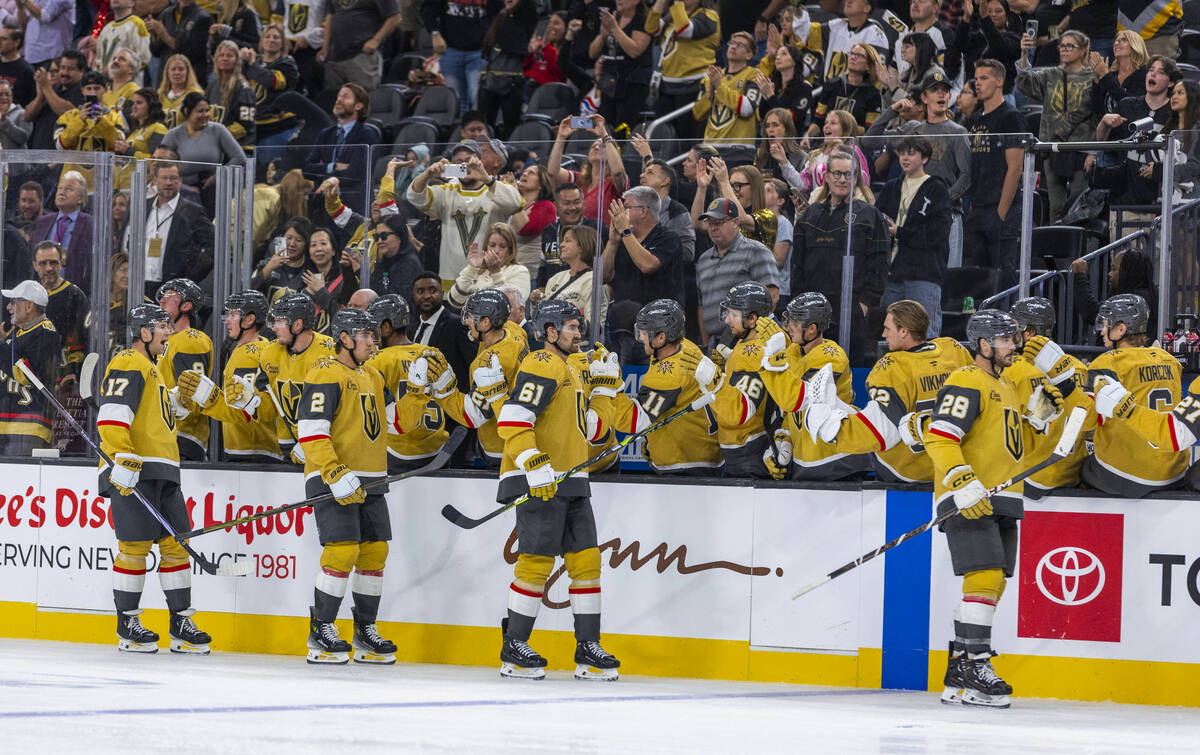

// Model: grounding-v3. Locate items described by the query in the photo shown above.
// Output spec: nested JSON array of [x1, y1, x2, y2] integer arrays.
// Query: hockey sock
[[315, 541, 358, 621], [958, 569, 1003, 658], [565, 548, 602, 642], [350, 570, 383, 623], [157, 537, 192, 613], [113, 540, 152, 614], [506, 582, 542, 641]]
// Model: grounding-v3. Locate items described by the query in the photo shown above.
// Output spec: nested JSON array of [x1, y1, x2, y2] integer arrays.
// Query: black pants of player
[[109, 478, 190, 541], [941, 513, 1020, 576], [515, 495, 598, 557], [963, 204, 1020, 296]]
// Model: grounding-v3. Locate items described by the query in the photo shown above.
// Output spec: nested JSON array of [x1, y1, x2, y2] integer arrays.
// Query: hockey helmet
[[269, 292, 316, 332], [368, 294, 410, 332], [634, 299, 685, 343], [965, 309, 1020, 352], [785, 292, 832, 333], [330, 307, 378, 342], [223, 290, 269, 325], [1097, 293, 1150, 335], [1010, 297, 1055, 336], [720, 281, 773, 319], [156, 278, 204, 312], [532, 298, 584, 341], [463, 288, 510, 329], [127, 303, 171, 339]]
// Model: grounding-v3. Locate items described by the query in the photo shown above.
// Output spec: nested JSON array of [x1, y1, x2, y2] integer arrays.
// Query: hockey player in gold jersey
[[96, 304, 212, 655], [412, 289, 527, 468], [259, 292, 337, 463], [155, 279, 213, 460], [709, 282, 793, 478], [297, 308, 396, 665], [1006, 297, 1089, 498], [758, 292, 872, 480], [492, 299, 627, 680], [1093, 372, 1200, 491], [1023, 293, 1186, 498], [175, 291, 282, 462], [807, 300, 974, 482], [366, 294, 451, 473], [926, 310, 1064, 709], [615, 299, 722, 475]]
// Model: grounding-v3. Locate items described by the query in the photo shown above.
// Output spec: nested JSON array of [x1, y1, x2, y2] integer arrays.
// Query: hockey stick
[[440, 391, 717, 530], [790, 406, 1087, 600], [177, 426, 468, 539], [78, 352, 99, 402], [16, 359, 251, 577]]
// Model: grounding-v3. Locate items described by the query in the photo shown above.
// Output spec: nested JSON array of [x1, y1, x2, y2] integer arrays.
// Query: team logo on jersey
[[360, 393, 382, 441], [288, 4, 308, 33], [451, 208, 488, 253], [1003, 407, 1022, 459], [278, 379, 302, 425], [158, 384, 177, 431]]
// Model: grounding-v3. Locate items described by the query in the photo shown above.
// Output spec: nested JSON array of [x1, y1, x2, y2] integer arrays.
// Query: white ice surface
[[0, 639, 1197, 754]]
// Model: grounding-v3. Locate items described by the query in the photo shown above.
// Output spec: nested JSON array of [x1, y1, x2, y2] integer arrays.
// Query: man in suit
[[29, 170, 93, 294], [303, 83, 379, 214], [143, 161, 213, 300], [409, 271, 474, 392]]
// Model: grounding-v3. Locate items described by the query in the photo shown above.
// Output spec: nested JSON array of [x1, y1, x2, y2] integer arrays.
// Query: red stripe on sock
[[356, 569, 384, 577], [158, 562, 190, 573], [568, 587, 601, 594], [322, 567, 350, 578], [112, 565, 146, 575], [738, 393, 749, 425], [1169, 416, 1181, 452], [963, 595, 997, 606], [509, 582, 543, 598]]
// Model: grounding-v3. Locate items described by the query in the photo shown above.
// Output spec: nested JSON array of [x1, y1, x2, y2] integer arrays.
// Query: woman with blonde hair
[[806, 42, 883, 138], [702, 161, 778, 248], [757, 106, 806, 180], [1091, 29, 1150, 117], [205, 39, 257, 146], [796, 109, 870, 197], [157, 54, 203, 127], [447, 222, 532, 310], [210, 0, 262, 49]]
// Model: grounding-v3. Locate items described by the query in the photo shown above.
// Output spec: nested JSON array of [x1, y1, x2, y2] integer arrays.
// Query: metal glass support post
[[1018, 147, 1037, 300], [1158, 135, 1177, 340], [127, 159, 148, 319], [839, 158, 857, 348], [242, 157, 256, 288], [89, 152, 115, 406]]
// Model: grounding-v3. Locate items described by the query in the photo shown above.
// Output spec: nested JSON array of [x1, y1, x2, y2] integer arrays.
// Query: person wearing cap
[[479, 138, 509, 177], [28, 170, 94, 294], [1016, 28, 1096, 222], [694, 197, 780, 346], [53, 69, 126, 187], [32, 240, 89, 388], [0, 279, 59, 455], [602, 185, 685, 314], [406, 139, 524, 287]]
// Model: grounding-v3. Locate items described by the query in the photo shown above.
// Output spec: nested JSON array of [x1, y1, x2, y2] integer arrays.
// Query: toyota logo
[[1035, 547, 1106, 606]]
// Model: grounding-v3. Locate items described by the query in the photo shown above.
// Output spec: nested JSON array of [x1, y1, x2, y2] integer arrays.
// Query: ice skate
[[116, 609, 159, 653], [306, 607, 350, 664], [352, 607, 396, 665], [961, 653, 1013, 708], [500, 636, 547, 680], [574, 640, 620, 681], [940, 643, 965, 705], [169, 608, 212, 655]]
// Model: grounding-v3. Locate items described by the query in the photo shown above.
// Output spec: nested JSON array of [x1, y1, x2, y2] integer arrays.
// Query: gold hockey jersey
[[833, 337, 974, 482], [1086, 346, 1188, 487], [1120, 375, 1200, 452], [197, 337, 282, 460], [926, 365, 1038, 518], [692, 61, 768, 144], [426, 325, 528, 464], [1005, 354, 1089, 495], [259, 333, 338, 450], [646, 4, 721, 83], [297, 357, 388, 492], [712, 337, 767, 449], [370, 343, 450, 463], [159, 327, 213, 457], [616, 339, 722, 473], [97, 348, 180, 485]]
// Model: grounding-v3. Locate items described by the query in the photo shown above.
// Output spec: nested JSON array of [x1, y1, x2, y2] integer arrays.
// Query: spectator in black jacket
[[371, 214, 423, 311], [1071, 249, 1157, 341], [790, 149, 888, 365], [876, 136, 952, 338], [147, 0, 215, 83]]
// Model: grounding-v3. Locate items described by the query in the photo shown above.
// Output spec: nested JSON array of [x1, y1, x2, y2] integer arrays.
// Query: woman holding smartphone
[[252, 216, 315, 301]]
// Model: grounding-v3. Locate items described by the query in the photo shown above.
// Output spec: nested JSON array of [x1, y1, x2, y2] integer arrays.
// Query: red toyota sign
[[1017, 511, 1124, 642]]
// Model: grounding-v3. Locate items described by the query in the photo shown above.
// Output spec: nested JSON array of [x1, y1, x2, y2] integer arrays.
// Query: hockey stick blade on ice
[[790, 406, 1087, 600], [178, 425, 468, 539], [441, 392, 716, 530], [16, 359, 251, 577]]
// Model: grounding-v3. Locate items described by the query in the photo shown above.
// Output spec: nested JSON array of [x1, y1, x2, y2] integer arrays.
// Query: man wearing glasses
[[1016, 30, 1095, 222], [790, 150, 888, 365], [692, 31, 771, 145], [370, 214, 422, 311]]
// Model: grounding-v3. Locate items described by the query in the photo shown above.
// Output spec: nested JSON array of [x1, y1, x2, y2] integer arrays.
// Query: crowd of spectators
[[0, 0, 1198, 458]]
